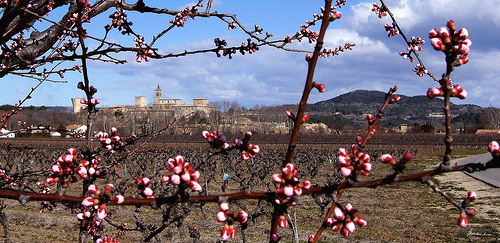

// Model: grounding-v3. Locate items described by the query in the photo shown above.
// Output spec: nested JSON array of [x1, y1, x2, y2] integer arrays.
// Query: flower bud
[[191, 170, 200, 180], [466, 191, 477, 202], [314, 83, 326, 92], [279, 215, 288, 228], [401, 152, 413, 164], [302, 180, 311, 189], [82, 197, 98, 207], [366, 114, 374, 123], [201, 130, 210, 139], [331, 223, 340, 231], [104, 184, 114, 194], [345, 203, 353, 212], [456, 28, 468, 41], [216, 211, 228, 222], [284, 185, 294, 197], [190, 181, 202, 192], [356, 217, 367, 227], [457, 212, 468, 228], [87, 184, 99, 195], [294, 187, 302, 196], [446, 20, 456, 31], [97, 204, 107, 220], [345, 218, 356, 233], [141, 177, 151, 186], [305, 54, 312, 62], [337, 155, 350, 166], [286, 110, 295, 120], [462, 39, 472, 47], [52, 164, 62, 175], [241, 151, 250, 160], [67, 148, 77, 155], [330, 11, 342, 21], [143, 187, 153, 197], [359, 153, 371, 163], [439, 27, 450, 38], [272, 234, 280, 242], [171, 174, 180, 185], [338, 148, 348, 157], [181, 172, 191, 182], [430, 38, 445, 51], [458, 55, 469, 65], [302, 114, 309, 123], [457, 89, 467, 99], [77, 166, 88, 179], [427, 87, 443, 99], [236, 210, 248, 224], [272, 174, 284, 183], [488, 141, 499, 155], [389, 95, 401, 104], [46, 177, 58, 185], [113, 194, 124, 204], [334, 207, 344, 220], [455, 44, 469, 55], [380, 154, 395, 165], [429, 28, 439, 38], [359, 162, 372, 172], [340, 166, 352, 177]]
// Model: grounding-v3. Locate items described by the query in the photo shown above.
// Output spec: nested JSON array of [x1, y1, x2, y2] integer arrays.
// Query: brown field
[[0, 135, 499, 242]]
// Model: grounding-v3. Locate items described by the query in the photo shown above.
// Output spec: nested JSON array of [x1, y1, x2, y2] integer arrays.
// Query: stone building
[[134, 96, 147, 109], [73, 85, 214, 117], [149, 85, 214, 117]]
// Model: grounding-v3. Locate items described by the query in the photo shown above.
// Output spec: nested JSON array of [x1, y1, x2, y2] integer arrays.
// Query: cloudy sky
[[2, 0, 499, 109]]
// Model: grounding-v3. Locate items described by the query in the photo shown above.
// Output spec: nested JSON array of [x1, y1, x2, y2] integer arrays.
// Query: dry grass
[[0, 146, 498, 242]]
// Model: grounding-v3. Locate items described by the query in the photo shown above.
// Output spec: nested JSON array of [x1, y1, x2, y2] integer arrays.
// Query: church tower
[[154, 84, 162, 104]]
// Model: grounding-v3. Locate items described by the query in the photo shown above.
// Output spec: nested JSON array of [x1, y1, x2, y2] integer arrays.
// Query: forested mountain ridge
[[305, 90, 483, 129]]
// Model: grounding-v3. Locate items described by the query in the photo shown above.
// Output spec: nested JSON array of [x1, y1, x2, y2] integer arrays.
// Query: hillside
[[305, 90, 482, 129], [0, 90, 488, 134]]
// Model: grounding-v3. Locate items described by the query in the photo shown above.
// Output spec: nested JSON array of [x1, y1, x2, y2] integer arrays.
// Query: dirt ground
[[0, 149, 498, 242], [436, 169, 500, 234]]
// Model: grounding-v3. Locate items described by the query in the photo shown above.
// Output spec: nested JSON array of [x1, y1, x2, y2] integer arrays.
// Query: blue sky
[[2, 0, 499, 109]]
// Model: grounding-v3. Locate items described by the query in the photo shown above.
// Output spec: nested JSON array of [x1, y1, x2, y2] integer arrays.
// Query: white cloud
[[324, 28, 390, 55]]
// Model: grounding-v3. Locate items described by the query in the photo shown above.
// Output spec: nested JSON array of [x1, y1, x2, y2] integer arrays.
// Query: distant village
[[72, 85, 215, 117], [1, 87, 499, 138]]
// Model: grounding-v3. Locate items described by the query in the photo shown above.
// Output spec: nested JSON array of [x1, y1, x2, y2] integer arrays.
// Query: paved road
[[454, 153, 499, 188]]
